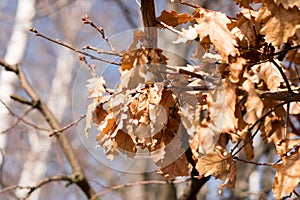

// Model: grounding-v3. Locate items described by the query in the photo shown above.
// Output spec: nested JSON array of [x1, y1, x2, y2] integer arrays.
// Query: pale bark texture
[[0, 0, 36, 168]]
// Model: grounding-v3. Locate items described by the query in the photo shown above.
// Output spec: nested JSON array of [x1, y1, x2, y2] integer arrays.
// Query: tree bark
[[141, 0, 157, 47], [0, 0, 36, 178]]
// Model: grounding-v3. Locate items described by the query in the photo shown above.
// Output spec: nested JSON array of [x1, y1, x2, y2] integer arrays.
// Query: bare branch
[[0, 175, 72, 198], [83, 45, 122, 57], [234, 157, 274, 166], [260, 90, 300, 102], [178, 0, 200, 8], [81, 15, 117, 52], [91, 178, 189, 200], [0, 100, 49, 133], [49, 115, 85, 137], [29, 28, 120, 66]]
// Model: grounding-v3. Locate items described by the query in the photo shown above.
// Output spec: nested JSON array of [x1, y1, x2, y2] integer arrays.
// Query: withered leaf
[[115, 130, 137, 157], [156, 153, 190, 181], [233, 0, 261, 8], [157, 10, 192, 27], [174, 8, 237, 59], [243, 131, 254, 160], [92, 103, 108, 125], [196, 149, 234, 178], [275, 138, 300, 156], [259, 62, 283, 91], [256, 0, 300, 47], [274, 0, 300, 9], [273, 147, 300, 199]]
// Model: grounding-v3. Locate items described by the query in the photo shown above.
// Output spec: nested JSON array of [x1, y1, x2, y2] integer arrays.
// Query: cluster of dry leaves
[[85, 0, 300, 199]]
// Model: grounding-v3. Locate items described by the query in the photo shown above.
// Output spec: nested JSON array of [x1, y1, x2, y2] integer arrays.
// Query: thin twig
[[285, 102, 290, 139], [178, 0, 200, 8], [91, 178, 190, 200], [81, 15, 116, 52], [234, 157, 274, 166], [83, 45, 122, 56], [0, 100, 50, 133], [79, 56, 97, 77], [29, 28, 120, 66], [230, 101, 288, 155], [0, 175, 72, 197], [49, 115, 86, 137], [232, 121, 262, 157]]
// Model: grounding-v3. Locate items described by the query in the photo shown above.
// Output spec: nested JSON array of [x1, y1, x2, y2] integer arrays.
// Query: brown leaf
[[92, 103, 108, 125], [156, 153, 190, 181], [196, 149, 233, 178], [235, 9, 262, 47], [273, 147, 300, 199], [222, 79, 238, 133], [243, 131, 254, 160], [115, 130, 137, 157], [174, 8, 237, 59], [196, 149, 236, 193], [233, 0, 261, 8], [242, 79, 264, 124], [96, 115, 117, 143], [229, 57, 247, 83], [218, 163, 236, 194], [121, 49, 148, 71], [275, 138, 300, 156], [259, 62, 283, 91], [157, 10, 192, 27], [256, 0, 300, 47], [274, 0, 300, 9], [150, 89, 180, 152]]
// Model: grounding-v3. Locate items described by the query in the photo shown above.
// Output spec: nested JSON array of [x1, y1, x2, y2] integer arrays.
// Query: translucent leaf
[[196, 150, 233, 178], [275, 138, 300, 156], [156, 153, 190, 181], [256, 0, 300, 47], [273, 147, 300, 199], [259, 62, 283, 91], [174, 8, 238, 59], [115, 130, 137, 157]]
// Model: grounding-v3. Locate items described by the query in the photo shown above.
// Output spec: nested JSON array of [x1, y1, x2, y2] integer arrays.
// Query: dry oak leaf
[[235, 9, 262, 47], [85, 77, 106, 136], [196, 149, 236, 192], [157, 10, 192, 27], [86, 76, 106, 98], [92, 103, 108, 126], [115, 130, 137, 157], [174, 8, 237, 59], [259, 61, 283, 91], [275, 138, 300, 156], [273, 147, 300, 199], [243, 131, 254, 160], [274, 0, 300, 9], [242, 78, 264, 124], [156, 153, 190, 181], [233, 0, 261, 8], [256, 0, 300, 47], [229, 57, 247, 83], [222, 79, 238, 133]]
